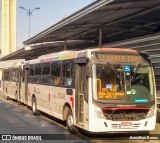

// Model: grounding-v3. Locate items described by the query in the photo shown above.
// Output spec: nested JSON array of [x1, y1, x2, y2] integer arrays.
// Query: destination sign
[[96, 53, 143, 63]]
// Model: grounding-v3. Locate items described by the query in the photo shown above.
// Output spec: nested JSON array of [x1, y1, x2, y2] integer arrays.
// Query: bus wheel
[[18, 100, 22, 105], [32, 97, 40, 116], [66, 110, 78, 134]]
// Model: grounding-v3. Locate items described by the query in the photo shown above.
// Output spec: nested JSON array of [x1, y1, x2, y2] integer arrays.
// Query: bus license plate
[[121, 122, 132, 127]]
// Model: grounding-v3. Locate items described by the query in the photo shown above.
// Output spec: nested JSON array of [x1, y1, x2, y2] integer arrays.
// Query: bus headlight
[[94, 105, 105, 119], [146, 105, 155, 118]]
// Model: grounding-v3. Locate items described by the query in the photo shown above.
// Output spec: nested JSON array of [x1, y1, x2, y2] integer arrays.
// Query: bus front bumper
[[89, 115, 156, 133]]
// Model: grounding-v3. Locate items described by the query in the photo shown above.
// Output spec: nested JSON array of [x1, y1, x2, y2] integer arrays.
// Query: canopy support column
[[99, 26, 102, 48], [64, 40, 67, 50]]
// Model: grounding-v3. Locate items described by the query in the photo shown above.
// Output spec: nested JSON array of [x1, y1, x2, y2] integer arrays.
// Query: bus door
[[2, 70, 5, 94], [24, 68, 29, 104], [18, 70, 21, 101], [75, 60, 88, 125]]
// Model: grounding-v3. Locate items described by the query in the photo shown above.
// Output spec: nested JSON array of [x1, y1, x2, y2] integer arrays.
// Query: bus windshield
[[93, 63, 155, 103]]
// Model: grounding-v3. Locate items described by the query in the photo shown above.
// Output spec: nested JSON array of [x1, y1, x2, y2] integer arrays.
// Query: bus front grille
[[103, 109, 148, 121]]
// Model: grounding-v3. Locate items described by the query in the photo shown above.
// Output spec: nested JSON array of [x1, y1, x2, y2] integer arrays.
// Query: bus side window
[[35, 63, 42, 83], [3, 70, 9, 81], [10, 70, 16, 82], [29, 64, 35, 83], [51, 61, 61, 86], [61, 60, 73, 87], [41, 63, 50, 84]]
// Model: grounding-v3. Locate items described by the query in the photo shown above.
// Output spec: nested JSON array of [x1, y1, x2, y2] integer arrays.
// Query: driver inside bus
[[132, 75, 144, 86]]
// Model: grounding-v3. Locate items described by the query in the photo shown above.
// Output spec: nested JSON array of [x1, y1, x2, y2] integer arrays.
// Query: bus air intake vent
[[102, 108, 148, 121]]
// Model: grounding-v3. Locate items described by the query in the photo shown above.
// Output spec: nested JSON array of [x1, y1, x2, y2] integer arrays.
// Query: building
[[1, 0, 17, 57]]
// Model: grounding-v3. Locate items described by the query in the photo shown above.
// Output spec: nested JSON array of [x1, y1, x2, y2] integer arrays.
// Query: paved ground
[[0, 93, 159, 143], [0, 94, 89, 143]]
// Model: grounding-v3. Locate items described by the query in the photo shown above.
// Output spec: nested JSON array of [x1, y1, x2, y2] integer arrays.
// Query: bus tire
[[32, 97, 40, 116], [66, 109, 78, 134], [18, 101, 22, 105]]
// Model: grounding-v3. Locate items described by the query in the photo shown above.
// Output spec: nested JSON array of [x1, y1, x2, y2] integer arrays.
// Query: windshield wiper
[[131, 63, 141, 81], [107, 62, 121, 81]]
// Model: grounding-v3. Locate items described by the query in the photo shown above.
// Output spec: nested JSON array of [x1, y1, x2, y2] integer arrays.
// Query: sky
[[17, 0, 95, 49]]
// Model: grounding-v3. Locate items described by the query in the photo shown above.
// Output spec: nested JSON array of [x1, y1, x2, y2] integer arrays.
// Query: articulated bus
[[2, 48, 157, 134]]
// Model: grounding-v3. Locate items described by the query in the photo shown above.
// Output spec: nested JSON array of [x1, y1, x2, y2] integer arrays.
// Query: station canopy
[[1, 0, 160, 61]]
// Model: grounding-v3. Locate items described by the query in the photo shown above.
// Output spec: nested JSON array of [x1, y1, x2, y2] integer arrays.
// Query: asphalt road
[[0, 93, 159, 143]]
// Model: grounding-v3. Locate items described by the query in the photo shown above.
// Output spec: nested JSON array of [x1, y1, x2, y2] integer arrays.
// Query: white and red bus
[[2, 48, 157, 134], [1, 60, 24, 102]]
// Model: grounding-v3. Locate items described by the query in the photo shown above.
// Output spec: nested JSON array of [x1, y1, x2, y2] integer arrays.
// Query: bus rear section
[[2, 63, 23, 102], [86, 48, 156, 133]]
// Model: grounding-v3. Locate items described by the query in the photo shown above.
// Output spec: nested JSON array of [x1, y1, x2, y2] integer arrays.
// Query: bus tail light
[[146, 105, 155, 118]]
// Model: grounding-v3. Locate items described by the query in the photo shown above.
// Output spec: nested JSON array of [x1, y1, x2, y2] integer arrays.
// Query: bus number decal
[[58, 93, 65, 100], [52, 95, 57, 99]]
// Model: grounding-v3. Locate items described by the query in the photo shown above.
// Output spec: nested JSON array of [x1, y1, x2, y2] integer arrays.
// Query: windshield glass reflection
[[93, 64, 154, 103]]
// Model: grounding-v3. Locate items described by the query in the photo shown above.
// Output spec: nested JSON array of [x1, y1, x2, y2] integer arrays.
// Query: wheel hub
[[33, 102, 36, 112], [67, 115, 74, 126]]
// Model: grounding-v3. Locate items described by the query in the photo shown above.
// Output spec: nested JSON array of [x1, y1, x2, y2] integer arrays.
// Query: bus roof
[[24, 48, 141, 65], [38, 50, 76, 59], [100, 48, 138, 53], [0, 59, 25, 69]]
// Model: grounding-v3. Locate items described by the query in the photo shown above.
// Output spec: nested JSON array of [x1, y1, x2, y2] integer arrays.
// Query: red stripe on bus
[[102, 107, 149, 110], [70, 97, 74, 108]]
